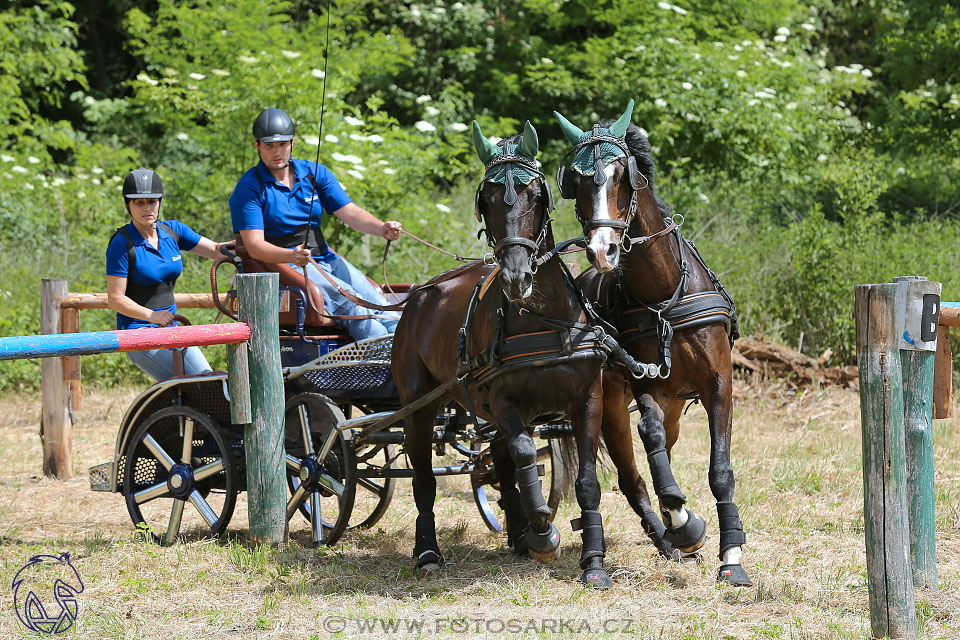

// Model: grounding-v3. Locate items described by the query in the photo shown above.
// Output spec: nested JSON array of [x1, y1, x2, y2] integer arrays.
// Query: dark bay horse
[[553, 100, 751, 586], [392, 121, 618, 586]]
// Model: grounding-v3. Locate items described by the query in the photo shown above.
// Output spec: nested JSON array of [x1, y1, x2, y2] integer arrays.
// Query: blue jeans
[[127, 346, 212, 382], [292, 254, 401, 340]]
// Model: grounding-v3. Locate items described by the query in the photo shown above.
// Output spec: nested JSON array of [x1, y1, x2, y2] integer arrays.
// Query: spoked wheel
[[284, 393, 356, 546], [348, 440, 397, 531], [123, 406, 238, 544], [471, 435, 574, 532]]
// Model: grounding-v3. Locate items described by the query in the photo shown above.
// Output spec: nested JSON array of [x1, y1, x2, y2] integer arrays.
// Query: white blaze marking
[[587, 164, 619, 271]]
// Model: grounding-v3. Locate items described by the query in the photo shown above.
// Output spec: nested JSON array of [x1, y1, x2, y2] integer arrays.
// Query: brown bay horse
[[553, 100, 752, 586], [392, 121, 619, 586]]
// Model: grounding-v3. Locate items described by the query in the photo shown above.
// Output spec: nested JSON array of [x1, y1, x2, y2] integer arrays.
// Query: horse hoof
[[415, 549, 444, 574], [664, 510, 706, 554], [580, 568, 612, 589], [717, 563, 752, 587], [525, 523, 561, 564]]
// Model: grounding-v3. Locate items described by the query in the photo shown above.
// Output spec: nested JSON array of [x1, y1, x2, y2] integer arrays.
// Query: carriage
[[87, 247, 573, 547]]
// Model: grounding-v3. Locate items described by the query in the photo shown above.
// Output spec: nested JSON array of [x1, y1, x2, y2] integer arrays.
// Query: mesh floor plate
[[88, 461, 113, 492], [301, 335, 393, 392]]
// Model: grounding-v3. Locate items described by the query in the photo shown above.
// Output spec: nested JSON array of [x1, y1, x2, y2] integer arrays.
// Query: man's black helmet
[[122, 168, 164, 199], [253, 108, 295, 142]]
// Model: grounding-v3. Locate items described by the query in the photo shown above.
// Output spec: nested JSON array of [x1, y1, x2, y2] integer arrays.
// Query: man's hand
[[380, 221, 403, 241], [290, 245, 312, 267]]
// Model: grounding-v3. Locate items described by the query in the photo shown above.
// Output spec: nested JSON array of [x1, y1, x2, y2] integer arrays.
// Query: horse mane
[[597, 119, 671, 219]]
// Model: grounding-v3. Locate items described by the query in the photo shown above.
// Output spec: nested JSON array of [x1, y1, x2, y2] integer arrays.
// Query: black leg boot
[[515, 463, 561, 563], [497, 487, 530, 556], [716, 501, 751, 586], [572, 510, 611, 588], [412, 512, 444, 572]]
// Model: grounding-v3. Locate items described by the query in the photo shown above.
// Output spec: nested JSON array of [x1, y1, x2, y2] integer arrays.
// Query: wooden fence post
[[40, 278, 73, 480], [237, 273, 287, 546], [894, 276, 940, 591], [855, 282, 917, 639]]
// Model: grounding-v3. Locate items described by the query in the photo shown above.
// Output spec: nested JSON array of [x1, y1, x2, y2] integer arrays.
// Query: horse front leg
[[570, 374, 612, 588], [635, 392, 706, 556], [598, 374, 675, 559], [404, 403, 444, 573], [494, 398, 561, 564], [702, 368, 751, 586]]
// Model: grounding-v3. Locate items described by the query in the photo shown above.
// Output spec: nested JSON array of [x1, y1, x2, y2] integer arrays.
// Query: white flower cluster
[[656, 2, 688, 15], [331, 152, 363, 165]]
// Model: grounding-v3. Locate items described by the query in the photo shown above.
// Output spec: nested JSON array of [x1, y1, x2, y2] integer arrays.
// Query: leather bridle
[[475, 147, 556, 271]]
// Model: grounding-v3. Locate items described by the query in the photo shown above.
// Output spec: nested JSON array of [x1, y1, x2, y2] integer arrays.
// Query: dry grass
[[0, 381, 958, 639]]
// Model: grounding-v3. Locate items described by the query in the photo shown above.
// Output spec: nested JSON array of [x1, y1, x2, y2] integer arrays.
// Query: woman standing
[[106, 167, 226, 381]]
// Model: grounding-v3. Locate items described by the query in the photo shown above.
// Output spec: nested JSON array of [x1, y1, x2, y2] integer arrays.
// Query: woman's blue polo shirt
[[228, 159, 351, 258], [105, 220, 201, 330]]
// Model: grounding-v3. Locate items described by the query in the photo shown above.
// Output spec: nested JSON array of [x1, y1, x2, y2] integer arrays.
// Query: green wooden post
[[894, 276, 940, 590], [855, 283, 917, 639], [237, 273, 287, 546]]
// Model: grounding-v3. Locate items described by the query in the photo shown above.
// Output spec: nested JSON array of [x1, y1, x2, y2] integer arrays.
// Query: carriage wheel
[[284, 393, 356, 546], [347, 441, 397, 531], [471, 436, 573, 532], [123, 406, 238, 544]]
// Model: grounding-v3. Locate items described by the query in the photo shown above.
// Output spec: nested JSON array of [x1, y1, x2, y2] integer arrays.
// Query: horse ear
[[553, 110, 584, 144], [609, 98, 635, 139], [472, 121, 500, 165], [516, 120, 539, 159]]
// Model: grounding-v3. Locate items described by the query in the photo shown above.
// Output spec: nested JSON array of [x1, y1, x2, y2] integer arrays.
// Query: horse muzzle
[[586, 229, 621, 273], [499, 267, 534, 302]]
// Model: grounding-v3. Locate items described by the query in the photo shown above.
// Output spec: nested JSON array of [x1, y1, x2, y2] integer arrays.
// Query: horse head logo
[[11, 552, 85, 634]]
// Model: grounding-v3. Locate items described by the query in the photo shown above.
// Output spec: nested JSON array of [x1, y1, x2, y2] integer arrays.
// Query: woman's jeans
[[127, 346, 212, 382]]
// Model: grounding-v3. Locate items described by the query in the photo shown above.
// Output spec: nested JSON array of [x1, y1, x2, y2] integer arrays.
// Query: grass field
[[0, 379, 957, 639]]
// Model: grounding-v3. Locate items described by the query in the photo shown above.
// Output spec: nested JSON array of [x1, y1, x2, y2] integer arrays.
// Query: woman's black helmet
[[122, 168, 164, 199], [253, 108, 295, 142]]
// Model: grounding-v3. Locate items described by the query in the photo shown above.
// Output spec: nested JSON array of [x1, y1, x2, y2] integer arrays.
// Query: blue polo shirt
[[229, 158, 351, 260], [105, 220, 201, 330]]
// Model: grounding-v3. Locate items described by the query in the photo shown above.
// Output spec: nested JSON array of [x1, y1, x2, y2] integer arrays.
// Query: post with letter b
[[893, 276, 939, 591], [856, 276, 940, 639]]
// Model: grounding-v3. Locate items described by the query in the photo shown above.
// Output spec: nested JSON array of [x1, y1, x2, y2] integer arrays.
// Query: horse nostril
[[606, 244, 620, 263], [585, 248, 597, 264], [521, 272, 533, 293]]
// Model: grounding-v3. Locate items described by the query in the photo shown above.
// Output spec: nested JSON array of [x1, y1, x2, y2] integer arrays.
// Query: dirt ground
[[0, 380, 957, 639]]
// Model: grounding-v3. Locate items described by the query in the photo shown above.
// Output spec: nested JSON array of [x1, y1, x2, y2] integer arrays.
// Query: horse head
[[554, 99, 653, 273], [472, 120, 554, 303]]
